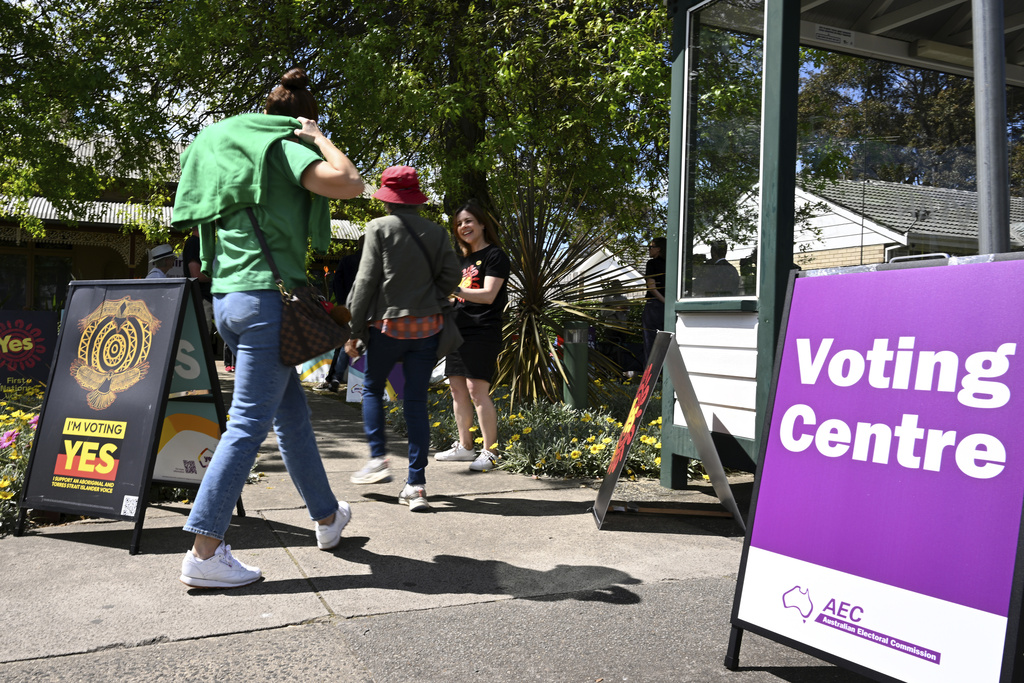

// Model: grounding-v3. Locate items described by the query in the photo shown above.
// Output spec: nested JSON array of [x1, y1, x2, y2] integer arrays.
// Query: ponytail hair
[[264, 67, 318, 120]]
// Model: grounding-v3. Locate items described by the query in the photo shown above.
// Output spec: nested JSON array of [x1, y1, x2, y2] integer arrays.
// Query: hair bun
[[280, 67, 309, 91]]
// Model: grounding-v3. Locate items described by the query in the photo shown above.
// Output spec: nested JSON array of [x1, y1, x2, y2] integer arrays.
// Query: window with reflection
[[796, 51, 1024, 267], [680, 0, 763, 299]]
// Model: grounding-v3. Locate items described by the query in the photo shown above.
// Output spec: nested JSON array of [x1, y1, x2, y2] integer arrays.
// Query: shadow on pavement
[[236, 535, 644, 603]]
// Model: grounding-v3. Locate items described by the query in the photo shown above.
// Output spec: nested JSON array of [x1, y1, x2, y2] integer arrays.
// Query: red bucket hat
[[371, 166, 428, 205]]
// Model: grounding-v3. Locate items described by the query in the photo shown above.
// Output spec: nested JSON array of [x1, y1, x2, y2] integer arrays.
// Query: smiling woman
[[435, 199, 510, 474]]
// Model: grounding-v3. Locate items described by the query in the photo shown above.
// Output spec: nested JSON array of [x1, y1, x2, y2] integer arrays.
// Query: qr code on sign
[[121, 495, 138, 517], [184, 460, 197, 475]]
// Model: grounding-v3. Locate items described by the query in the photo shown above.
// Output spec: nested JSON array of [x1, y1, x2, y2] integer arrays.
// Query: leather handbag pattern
[[279, 285, 350, 367]]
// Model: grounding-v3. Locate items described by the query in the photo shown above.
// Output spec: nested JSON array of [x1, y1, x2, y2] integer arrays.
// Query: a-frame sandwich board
[[17, 278, 232, 554]]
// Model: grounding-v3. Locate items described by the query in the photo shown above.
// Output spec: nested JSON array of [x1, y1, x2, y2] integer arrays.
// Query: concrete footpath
[[0, 367, 871, 683]]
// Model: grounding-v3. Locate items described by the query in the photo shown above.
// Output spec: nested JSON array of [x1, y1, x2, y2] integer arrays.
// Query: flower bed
[[386, 378, 678, 481], [0, 384, 43, 535]]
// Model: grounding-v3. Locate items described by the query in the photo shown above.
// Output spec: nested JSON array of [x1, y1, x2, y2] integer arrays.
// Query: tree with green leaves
[[797, 49, 1024, 192], [2, 0, 671, 255]]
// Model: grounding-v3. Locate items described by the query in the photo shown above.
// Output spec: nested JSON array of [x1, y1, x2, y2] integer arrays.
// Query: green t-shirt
[[212, 140, 322, 293]]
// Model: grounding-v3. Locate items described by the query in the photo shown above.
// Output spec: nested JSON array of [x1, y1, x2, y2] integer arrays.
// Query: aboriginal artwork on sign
[[70, 297, 162, 410]]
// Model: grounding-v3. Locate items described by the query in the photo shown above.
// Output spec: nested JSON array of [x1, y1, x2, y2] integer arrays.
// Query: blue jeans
[[184, 290, 338, 540], [362, 327, 438, 486]]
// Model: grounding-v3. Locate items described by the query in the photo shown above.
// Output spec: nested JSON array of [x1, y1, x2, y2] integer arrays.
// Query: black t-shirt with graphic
[[454, 244, 510, 333]]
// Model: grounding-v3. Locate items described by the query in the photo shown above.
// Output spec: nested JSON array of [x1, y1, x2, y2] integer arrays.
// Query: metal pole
[[562, 321, 589, 409], [973, 0, 1010, 256]]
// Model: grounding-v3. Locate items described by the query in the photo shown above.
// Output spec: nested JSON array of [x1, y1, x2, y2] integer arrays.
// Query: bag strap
[[393, 213, 446, 298], [244, 207, 290, 299]]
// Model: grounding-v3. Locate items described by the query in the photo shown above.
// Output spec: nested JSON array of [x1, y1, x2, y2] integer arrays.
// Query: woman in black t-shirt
[[434, 200, 510, 472]]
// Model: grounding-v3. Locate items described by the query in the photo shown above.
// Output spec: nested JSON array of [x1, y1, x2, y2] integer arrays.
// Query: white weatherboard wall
[[673, 311, 759, 440]]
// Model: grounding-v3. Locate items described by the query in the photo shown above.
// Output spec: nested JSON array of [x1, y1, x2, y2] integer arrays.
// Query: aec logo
[[0, 319, 46, 372], [783, 585, 865, 625]]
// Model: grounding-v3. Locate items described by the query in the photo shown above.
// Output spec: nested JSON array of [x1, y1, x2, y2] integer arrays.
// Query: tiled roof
[[811, 179, 1024, 246]]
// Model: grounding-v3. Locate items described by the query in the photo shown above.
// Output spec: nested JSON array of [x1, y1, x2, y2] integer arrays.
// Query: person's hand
[[294, 117, 323, 144], [344, 338, 362, 359]]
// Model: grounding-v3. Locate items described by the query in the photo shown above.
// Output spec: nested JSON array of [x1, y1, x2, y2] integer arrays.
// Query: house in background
[[702, 178, 1024, 285], [0, 196, 171, 311], [0, 198, 365, 312], [793, 178, 1024, 268]]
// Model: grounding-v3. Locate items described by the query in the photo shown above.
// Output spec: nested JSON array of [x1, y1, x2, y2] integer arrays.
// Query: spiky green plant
[[493, 175, 647, 406]]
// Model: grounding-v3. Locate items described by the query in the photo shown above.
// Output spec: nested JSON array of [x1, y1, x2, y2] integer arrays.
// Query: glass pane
[[796, 49, 1024, 267], [34, 255, 72, 311], [681, 0, 764, 298], [0, 254, 28, 310]]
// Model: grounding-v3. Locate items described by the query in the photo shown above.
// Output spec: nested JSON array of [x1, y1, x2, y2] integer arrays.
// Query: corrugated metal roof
[[2, 194, 365, 240], [812, 179, 1024, 247], [1, 195, 173, 227], [331, 219, 363, 240]]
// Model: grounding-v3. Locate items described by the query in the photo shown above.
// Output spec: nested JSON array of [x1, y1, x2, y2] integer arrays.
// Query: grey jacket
[[347, 207, 462, 340]]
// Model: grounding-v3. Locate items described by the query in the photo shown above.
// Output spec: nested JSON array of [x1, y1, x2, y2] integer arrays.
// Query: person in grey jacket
[[344, 166, 461, 511]]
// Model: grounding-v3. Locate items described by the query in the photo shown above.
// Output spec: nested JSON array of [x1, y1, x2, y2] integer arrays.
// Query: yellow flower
[[571, 450, 581, 458], [9, 453, 21, 461], [586, 435, 595, 443], [522, 427, 532, 434], [488, 443, 498, 449], [589, 445, 601, 454], [580, 414, 592, 422], [469, 426, 478, 432], [537, 459, 545, 466], [655, 457, 661, 466], [510, 433, 520, 442], [571, 437, 578, 443], [432, 422, 440, 427], [0, 476, 10, 488], [655, 441, 662, 449], [475, 437, 483, 444], [602, 437, 612, 443], [0, 490, 13, 500]]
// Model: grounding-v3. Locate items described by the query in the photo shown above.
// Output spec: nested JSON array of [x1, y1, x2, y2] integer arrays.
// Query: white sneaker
[[434, 441, 476, 461], [179, 543, 261, 588], [469, 450, 498, 472], [351, 457, 392, 484], [398, 484, 430, 512], [315, 501, 351, 550]]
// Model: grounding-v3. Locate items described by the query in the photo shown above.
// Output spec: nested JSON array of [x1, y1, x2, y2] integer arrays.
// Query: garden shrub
[[386, 377, 666, 481], [0, 383, 43, 535]]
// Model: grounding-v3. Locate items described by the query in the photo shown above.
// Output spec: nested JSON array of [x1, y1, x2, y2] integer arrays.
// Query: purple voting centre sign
[[731, 257, 1024, 683]]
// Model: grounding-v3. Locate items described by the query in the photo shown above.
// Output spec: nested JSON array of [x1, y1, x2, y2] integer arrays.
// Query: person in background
[[642, 236, 667, 366], [146, 244, 176, 279], [183, 227, 215, 334], [433, 200, 509, 473], [600, 279, 629, 372], [693, 240, 740, 297], [318, 234, 364, 391], [345, 166, 461, 512], [171, 67, 365, 588]]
